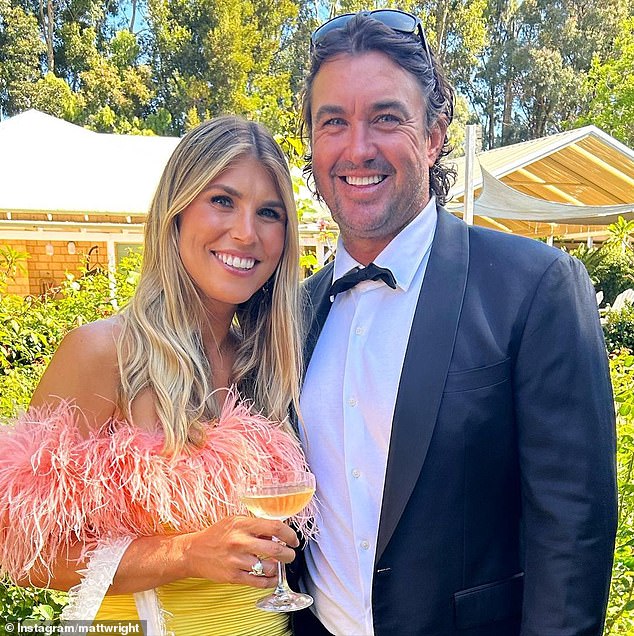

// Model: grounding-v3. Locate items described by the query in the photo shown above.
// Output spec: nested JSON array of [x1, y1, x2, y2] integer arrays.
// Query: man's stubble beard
[[324, 171, 430, 242]]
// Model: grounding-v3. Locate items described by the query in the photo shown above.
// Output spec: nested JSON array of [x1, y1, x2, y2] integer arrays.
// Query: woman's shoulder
[[49, 317, 123, 378], [60, 316, 122, 357], [30, 317, 124, 431]]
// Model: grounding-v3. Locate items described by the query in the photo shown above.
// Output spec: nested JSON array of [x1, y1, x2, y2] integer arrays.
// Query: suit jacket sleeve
[[514, 253, 617, 635]]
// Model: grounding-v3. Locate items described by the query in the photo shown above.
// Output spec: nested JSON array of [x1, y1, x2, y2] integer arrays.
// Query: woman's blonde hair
[[117, 115, 303, 454]]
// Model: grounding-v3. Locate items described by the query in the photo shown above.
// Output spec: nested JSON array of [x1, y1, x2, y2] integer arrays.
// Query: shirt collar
[[333, 197, 438, 292]]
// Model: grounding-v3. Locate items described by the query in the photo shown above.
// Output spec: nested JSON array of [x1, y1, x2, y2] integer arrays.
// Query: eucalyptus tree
[[0, 0, 44, 116], [572, 16, 634, 146], [145, 0, 297, 134], [514, 0, 630, 139], [470, 0, 631, 147]]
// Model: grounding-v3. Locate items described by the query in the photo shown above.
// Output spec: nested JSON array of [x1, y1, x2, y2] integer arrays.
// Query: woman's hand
[[19, 518, 300, 594], [182, 516, 300, 588]]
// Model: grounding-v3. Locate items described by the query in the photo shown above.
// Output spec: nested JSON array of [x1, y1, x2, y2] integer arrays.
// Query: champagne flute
[[241, 470, 316, 612]]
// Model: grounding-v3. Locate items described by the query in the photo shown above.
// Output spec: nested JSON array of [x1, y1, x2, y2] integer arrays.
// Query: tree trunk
[[435, 2, 450, 65], [501, 76, 513, 145], [487, 84, 496, 149], [129, 0, 137, 32], [39, 0, 54, 72]]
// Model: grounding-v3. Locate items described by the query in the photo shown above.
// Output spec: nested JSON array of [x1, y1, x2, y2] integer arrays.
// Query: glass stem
[[272, 535, 291, 598]]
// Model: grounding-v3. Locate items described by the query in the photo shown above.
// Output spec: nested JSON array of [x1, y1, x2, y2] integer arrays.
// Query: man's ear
[[426, 117, 448, 166]]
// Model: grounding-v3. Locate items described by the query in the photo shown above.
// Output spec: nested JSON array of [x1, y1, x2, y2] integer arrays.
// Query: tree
[[145, 0, 297, 134], [3, 0, 630, 149], [75, 28, 155, 132], [468, 0, 522, 147], [1, 0, 156, 130], [279, 0, 320, 101], [466, 0, 630, 148], [571, 17, 634, 146], [0, 0, 44, 116], [511, 0, 629, 140]]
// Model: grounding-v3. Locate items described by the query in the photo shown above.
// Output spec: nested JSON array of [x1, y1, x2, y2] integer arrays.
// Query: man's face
[[310, 50, 443, 262]]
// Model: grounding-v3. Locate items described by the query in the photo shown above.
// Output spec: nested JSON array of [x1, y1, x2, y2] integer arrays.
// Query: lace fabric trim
[[60, 538, 132, 622], [60, 538, 171, 636], [133, 589, 173, 636]]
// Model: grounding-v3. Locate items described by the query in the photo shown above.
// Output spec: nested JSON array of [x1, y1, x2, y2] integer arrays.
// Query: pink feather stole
[[0, 392, 316, 583]]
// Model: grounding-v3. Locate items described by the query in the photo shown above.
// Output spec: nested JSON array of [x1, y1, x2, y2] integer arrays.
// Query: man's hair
[[117, 115, 303, 453], [300, 13, 456, 206]]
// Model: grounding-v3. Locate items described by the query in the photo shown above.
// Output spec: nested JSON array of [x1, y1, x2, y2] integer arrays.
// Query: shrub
[[592, 248, 634, 307], [604, 350, 634, 634], [0, 584, 68, 626], [571, 218, 634, 307], [0, 365, 46, 423], [604, 305, 634, 353]]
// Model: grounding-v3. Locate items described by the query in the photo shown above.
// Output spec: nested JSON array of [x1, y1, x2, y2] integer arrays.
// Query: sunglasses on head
[[310, 9, 433, 67]]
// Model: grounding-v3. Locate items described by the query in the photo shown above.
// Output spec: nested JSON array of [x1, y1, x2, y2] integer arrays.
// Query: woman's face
[[178, 156, 287, 316]]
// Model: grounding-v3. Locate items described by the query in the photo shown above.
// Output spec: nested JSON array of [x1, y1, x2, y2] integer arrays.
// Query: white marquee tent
[[0, 109, 179, 216], [447, 125, 634, 239]]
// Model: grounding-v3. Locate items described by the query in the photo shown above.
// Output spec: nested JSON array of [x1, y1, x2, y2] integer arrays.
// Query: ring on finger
[[249, 558, 266, 577]]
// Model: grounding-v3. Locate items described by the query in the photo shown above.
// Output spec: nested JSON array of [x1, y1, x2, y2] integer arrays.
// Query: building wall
[[0, 239, 107, 296]]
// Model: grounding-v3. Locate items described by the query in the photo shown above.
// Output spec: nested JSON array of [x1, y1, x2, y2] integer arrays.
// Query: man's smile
[[343, 175, 387, 186]]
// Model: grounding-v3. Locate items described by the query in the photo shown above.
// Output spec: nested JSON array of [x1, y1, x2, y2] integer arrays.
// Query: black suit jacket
[[294, 208, 617, 636]]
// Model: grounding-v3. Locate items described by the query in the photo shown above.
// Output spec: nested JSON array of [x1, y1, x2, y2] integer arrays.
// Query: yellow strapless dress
[[94, 578, 290, 636]]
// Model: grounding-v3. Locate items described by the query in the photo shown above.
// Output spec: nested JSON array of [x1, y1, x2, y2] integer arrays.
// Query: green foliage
[[571, 218, 634, 307], [113, 249, 143, 309], [571, 17, 634, 147], [586, 247, 634, 306], [2, 0, 631, 145], [466, 0, 629, 147], [0, 294, 61, 372], [0, 251, 143, 421], [0, 0, 45, 115], [17, 72, 83, 121], [0, 246, 27, 293], [0, 582, 68, 625], [569, 242, 607, 277], [605, 350, 634, 634], [0, 365, 45, 422], [299, 250, 319, 273], [425, 0, 488, 88], [604, 305, 634, 354], [447, 94, 478, 158], [145, 0, 298, 135]]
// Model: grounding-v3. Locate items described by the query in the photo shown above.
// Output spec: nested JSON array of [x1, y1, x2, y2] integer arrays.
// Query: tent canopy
[[0, 109, 179, 216], [474, 167, 634, 225], [447, 125, 634, 237]]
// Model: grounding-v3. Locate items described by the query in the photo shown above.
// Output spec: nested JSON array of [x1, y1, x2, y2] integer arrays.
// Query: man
[[295, 9, 617, 636]]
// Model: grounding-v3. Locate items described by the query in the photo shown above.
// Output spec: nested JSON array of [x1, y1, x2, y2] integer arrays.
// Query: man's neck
[[340, 201, 436, 265], [341, 236, 393, 266]]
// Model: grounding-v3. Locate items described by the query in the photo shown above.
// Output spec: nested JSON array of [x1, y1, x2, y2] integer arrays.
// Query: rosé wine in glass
[[241, 470, 315, 612]]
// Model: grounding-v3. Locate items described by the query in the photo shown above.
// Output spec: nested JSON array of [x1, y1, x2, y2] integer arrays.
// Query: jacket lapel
[[375, 208, 469, 561], [303, 260, 335, 369]]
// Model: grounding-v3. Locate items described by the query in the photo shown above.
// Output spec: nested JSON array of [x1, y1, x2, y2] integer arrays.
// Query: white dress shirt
[[300, 199, 437, 636]]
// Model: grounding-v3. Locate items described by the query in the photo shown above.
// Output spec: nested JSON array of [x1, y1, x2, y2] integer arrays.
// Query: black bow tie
[[329, 263, 397, 300]]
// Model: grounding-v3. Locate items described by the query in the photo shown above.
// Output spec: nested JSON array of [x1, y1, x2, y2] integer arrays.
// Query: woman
[[0, 115, 313, 635]]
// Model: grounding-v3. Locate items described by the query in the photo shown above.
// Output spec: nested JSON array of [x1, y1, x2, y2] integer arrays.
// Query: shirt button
[[355, 326, 365, 335], [348, 397, 358, 407], [360, 540, 370, 550], [352, 469, 361, 478]]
